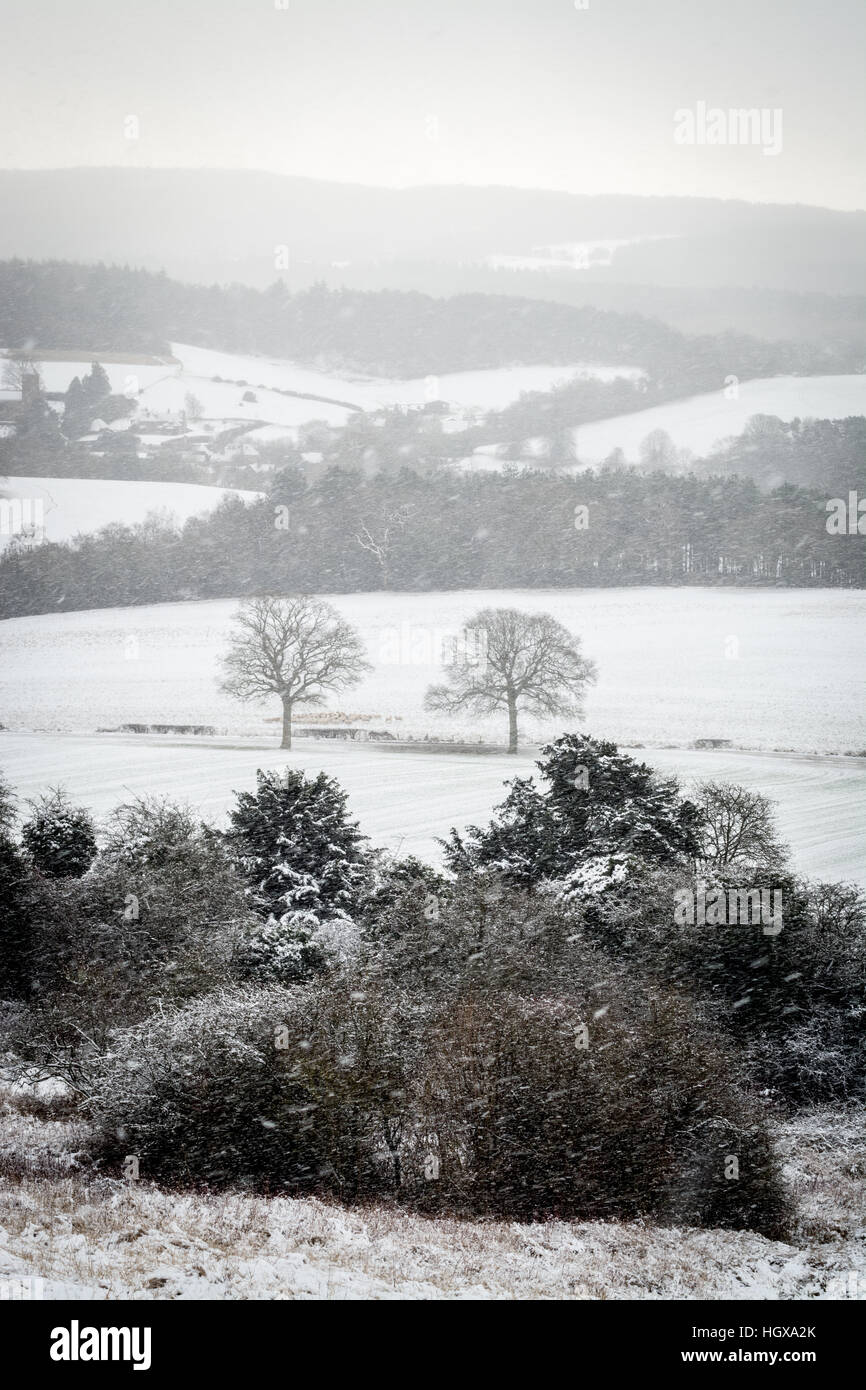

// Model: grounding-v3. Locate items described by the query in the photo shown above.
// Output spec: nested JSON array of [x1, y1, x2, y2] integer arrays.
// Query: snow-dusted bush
[[87, 945, 790, 1236], [5, 812, 255, 1090], [360, 854, 451, 935], [0, 771, 16, 832], [101, 795, 207, 873], [88, 983, 416, 1194], [744, 1014, 864, 1105], [569, 862, 866, 1104], [410, 990, 790, 1236], [21, 788, 97, 878], [0, 775, 30, 998]]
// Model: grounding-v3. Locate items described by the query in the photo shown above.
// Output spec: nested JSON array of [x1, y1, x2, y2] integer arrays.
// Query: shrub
[[5, 805, 255, 1090], [87, 964, 790, 1236], [409, 990, 789, 1235], [0, 775, 31, 999], [567, 863, 866, 1104], [21, 788, 97, 878], [88, 983, 415, 1196], [0, 771, 16, 832], [100, 795, 206, 872]]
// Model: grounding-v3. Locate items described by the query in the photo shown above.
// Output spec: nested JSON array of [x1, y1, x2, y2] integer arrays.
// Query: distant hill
[[0, 260, 852, 385], [0, 168, 864, 314]]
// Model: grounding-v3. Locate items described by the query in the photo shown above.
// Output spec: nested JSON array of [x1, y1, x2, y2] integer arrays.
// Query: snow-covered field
[[170, 343, 646, 411], [9, 344, 645, 435], [15, 349, 864, 464], [10, 357, 174, 398], [0, 477, 260, 547], [568, 375, 866, 464], [1, 588, 864, 881], [1, 1095, 861, 1300], [1, 589, 862, 752], [1, 733, 862, 884]]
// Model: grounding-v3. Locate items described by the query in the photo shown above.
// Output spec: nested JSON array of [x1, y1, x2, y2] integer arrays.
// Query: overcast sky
[[0, 0, 862, 208]]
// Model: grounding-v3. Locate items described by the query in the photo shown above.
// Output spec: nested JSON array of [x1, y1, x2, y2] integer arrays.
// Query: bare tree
[[2, 354, 43, 395], [424, 607, 596, 754], [694, 779, 789, 871], [220, 596, 371, 749], [638, 427, 691, 473], [354, 505, 414, 586]]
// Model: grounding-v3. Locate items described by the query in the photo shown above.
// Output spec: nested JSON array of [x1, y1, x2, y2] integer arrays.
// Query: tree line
[[0, 259, 853, 382], [1, 465, 862, 618]]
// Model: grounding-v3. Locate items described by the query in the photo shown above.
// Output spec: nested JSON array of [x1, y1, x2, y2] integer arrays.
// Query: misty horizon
[[1, 0, 864, 211], [4, 163, 865, 214]]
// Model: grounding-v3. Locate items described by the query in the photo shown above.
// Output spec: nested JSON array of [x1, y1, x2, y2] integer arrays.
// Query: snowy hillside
[[13, 343, 647, 442], [570, 375, 866, 464], [456, 374, 866, 471], [0, 476, 261, 547], [2, 731, 862, 886]]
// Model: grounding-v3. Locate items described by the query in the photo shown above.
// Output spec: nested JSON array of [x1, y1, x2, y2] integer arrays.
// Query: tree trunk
[[507, 693, 518, 754], [281, 696, 292, 750]]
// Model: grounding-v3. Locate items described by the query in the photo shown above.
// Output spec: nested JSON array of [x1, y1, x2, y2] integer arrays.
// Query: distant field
[[13, 347, 863, 461], [569, 375, 866, 463], [7, 343, 646, 439], [2, 587, 862, 880], [0, 476, 260, 547], [169, 342, 645, 412], [1, 588, 863, 753]]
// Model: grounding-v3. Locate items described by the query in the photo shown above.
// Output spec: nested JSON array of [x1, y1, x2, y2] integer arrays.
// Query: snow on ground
[[136, 369, 353, 430], [1, 734, 862, 885], [1, 589, 862, 753], [18, 349, 864, 464], [168, 343, 646, 413], [1, 589, 863, 880], [0, 477, 261, 547], [0, 1089, 861, 1300], [5, 358, 174, 399], [9, 344, 645, 434], [568, 375, 866, 464]]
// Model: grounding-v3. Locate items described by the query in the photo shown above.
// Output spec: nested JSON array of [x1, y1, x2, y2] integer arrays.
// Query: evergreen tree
[[82, 361, 112, 407], [21, 788, 98, 878], [62, 376, 89, 437], [443, 734, 702, 890], [225, 769, 374, 979]]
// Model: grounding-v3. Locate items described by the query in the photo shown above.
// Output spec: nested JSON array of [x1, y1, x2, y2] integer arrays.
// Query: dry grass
[[0, 1085, 863, 1301]]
